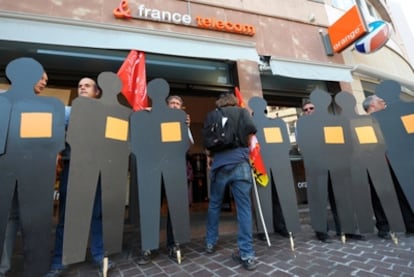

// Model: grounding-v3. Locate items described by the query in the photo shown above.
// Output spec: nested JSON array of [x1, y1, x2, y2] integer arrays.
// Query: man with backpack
[[203, 93, 258, 271]]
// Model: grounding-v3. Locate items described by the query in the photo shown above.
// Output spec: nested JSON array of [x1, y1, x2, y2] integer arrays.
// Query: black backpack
[[202, 108, 240, 152]]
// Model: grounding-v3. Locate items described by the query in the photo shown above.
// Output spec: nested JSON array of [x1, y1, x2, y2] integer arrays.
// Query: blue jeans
[[50, 161, 104, 270], [205, 162, 255, 259]]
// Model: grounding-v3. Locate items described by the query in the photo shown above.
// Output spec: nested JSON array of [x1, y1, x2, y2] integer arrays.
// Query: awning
[[352, 64, 414, 92], [0, 11, 260, 63], [270, 57, 354, 82]]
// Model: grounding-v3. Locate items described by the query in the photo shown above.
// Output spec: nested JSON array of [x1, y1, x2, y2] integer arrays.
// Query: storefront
[[1, 1, 413, 205]]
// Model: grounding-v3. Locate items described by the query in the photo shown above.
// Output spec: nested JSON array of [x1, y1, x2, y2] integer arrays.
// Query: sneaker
[[43, 268, 66, 277], [275, 229, 290, 238], [205, 243, 215, 254], [315, 232, 332, 243], [378, 231, 391, 240], [137, 250, 152, 265], [168, 246, 184, 263], [231, 251, 256, 271], [95, 259, 116, 272], [256, 233, 266, 241], [345, 234, 366, 241]]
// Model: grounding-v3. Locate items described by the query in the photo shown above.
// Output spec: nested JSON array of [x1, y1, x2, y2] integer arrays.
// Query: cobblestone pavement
[[6, 211, 414, 276]]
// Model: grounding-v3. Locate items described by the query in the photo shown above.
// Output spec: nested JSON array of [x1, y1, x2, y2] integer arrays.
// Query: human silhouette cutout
[[248, 97, 300, 236], [130, 78, 190, 252], [296, 89, 357, 236], [373, 80, 414, 211], [0, 97, 11, 154], [0, 57, 65, 276], [62, 72, 131, 264], [335, 92, 405, 234]]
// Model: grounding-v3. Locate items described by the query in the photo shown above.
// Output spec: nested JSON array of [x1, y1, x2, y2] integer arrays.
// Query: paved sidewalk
[[5, 209, 414, 276]]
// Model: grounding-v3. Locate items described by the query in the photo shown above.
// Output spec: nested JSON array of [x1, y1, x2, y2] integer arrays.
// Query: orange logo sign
[[113, 0, 255, 36], [328, 5, 368, 53]]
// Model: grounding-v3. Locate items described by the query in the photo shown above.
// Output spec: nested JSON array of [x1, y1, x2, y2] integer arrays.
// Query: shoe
[[345, 234, 366, 240], [275, 229, 290, 238], [168, 246, 184, 263], [43, 268, 66, 277], [95, 259, 116, 272], [378, 231, 391, 240], [137, 250, 152, 265], [316, 232, 332, 243], [205, 243, 215, 254], [256, 233, 266, 241], [231, 251, 256, 271]]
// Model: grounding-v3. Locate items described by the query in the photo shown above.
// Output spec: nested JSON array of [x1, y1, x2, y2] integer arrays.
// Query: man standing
[[45, 77, 117, 276], [363, 94, 414, 234], [203, 93, 257, 271], [0, 71, 49, 276]]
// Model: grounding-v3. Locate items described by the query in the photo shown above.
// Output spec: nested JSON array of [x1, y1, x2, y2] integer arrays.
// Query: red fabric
[[117, 50, 148, 111], [234, 86, 245, 108], [234, 87, 268, 186]]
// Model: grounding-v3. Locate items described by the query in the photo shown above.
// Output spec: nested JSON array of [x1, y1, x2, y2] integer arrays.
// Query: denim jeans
[[205, 162, 255, 259], [50, 161, 104, 269]]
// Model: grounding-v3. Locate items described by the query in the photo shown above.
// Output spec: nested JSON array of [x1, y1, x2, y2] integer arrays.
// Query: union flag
[[234, 87, 268, 186], [117, 50, 148, 111]]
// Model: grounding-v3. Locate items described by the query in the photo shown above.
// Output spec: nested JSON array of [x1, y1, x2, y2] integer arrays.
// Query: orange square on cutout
[[401, 114, 414, 134], [105, 116, 128, 141], [355, 126, 378, 144], [263, 127, 283, 143], [20, 112, 52, 138], [324, 126, 344, 144], [161, 122, 182, 142]]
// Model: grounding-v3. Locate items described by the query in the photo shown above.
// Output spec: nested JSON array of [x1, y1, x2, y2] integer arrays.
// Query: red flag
[[117, 50, 148, 111], [234, 86, 245, 108], [235, 86, 269, 187]]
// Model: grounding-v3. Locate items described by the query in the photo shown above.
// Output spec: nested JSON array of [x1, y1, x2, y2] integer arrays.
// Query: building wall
[[1, 0, 413, 101]]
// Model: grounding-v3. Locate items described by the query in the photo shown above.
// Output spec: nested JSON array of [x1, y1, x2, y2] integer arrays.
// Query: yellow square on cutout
[[324, 126, 345, 144], [105, 116, 128, 141], [20, 112, 52, 138], [401, 114, 414, 134], [355, 126, 378, 144], [263, 127, 283, 143], [161, 122, 182, 142]]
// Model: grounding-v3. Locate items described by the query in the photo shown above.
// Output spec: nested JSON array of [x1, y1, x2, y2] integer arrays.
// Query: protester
[[204, 93, 257, 271], [0, 71, 49, 276], [45, 77, 115, 276], [300, 100, 339, 243], [168, 95, 193, 260], [363, 94, 414, 235], [300, 100, 366, 242]]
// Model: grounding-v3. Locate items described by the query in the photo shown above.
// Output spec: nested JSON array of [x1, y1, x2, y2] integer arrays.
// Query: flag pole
[[251, 169, 271, 247]]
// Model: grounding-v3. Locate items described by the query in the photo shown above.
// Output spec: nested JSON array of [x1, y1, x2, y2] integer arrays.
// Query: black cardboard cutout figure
[[130, 78, 190, 251], [373, 80, 414, 211], [296, 89, 357, 234], [0, 97, 11, 154], [248, 97, 301, 235], [62, 72, 131, 264], [335, 92, 405, 233], [0, 57, 65, 276]]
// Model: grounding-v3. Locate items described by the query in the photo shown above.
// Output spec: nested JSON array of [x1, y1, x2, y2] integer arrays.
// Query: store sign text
[[113, 1, 255, 36]]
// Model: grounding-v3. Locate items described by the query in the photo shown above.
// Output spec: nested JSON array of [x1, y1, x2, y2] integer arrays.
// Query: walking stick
[[251, 169, 271, 247]]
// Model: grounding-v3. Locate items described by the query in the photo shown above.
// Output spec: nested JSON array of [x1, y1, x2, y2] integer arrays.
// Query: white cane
[[251, 169, 271, 247]]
